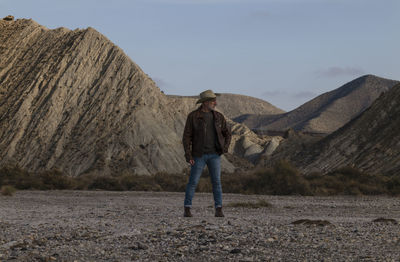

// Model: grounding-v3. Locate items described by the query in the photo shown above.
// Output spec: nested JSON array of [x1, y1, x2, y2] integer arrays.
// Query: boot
[[215, 207, 224, 217], [184, 207, 192, 217]]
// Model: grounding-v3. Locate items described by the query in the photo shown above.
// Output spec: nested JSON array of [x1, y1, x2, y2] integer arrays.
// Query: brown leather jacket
[[182, 107, 232, 162]]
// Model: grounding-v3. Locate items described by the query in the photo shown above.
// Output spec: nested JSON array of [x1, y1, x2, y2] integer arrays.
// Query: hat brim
[[196, 93, 221, 104]]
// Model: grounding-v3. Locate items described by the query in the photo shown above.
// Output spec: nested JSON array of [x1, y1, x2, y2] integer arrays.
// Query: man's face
[[204, 98, 217, 110]]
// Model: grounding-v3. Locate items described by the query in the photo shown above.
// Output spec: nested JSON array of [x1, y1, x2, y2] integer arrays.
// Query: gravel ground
[[0, 191, 399, 261]]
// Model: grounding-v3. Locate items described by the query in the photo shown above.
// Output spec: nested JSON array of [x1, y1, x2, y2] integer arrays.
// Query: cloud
[[316, 66, 365, 78]]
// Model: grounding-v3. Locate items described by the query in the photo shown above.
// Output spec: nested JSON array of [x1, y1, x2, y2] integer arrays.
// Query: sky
[[1, 0, 399, 111]]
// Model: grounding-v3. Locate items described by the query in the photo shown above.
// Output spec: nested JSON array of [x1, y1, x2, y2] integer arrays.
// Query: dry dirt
[[0, 191, 399, 261]]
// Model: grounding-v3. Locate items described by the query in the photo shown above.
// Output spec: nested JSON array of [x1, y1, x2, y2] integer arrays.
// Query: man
[[182, 90, 231, 217]]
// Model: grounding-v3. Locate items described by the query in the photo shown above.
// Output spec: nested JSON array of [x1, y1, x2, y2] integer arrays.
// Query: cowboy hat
[[196, 90, 220, 104]]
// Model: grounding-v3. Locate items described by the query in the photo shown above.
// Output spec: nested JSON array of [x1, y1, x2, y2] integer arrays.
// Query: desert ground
[[0, 191, 399, 261]]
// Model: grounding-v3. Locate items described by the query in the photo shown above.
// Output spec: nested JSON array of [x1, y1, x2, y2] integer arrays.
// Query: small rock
[[1, 240, 17, 249], [205, 225, 219, 230], [291, 219, 332, 226], [372, 217, 398, 224], [129, 242, 148, 250], [199, 246, 209, 251], [230, 248, 241, 254]]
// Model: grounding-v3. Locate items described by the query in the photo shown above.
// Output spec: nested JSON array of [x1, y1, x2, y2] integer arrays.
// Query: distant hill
[[236, 75, 399, 134], [167, 93, 284, 120], [265, 83, 400, 175]]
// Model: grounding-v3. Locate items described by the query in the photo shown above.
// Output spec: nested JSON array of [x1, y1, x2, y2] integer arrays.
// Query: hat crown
[[196, 90, 217, 104], [199, 90, 217, 99]]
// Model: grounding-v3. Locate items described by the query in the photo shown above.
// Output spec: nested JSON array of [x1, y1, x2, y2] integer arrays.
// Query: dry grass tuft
[[1, 185, 16, 196]]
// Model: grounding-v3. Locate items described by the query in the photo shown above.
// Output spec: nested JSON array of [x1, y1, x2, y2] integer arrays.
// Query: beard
[[207, 104, 216, 110]]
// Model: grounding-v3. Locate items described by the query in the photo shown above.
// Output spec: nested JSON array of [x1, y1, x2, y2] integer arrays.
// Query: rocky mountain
[[167, 93, 284, 120], [0, 17, 279, 176], [266, 83, 400, 175], [236, 75, 399, 134]]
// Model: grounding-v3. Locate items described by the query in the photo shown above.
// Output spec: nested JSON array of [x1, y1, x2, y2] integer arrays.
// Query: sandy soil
[[0, 191, 399, 261]]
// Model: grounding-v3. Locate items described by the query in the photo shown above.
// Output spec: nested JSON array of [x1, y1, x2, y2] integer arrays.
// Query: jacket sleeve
[[182, 114, 193, 162], [221, 117, 231, 153]]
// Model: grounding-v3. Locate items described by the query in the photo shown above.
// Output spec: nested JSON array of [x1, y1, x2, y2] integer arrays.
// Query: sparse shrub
[[253, 160, 311, 195], [153, 172, 187, 192], [386, 176, 400, 195], [221, 172, 258, 194], [1, 185, 16, 196], [306, 172, 343, 195], [0, 164, 41, 189], [118, 173, 139, 190], [307, 166, 389, 195], [88, 176, 123, 191], [38, 169, 75, 190], [196, 178, 212, 192], [73, 174, 95, 190], [0, 161, 397, 196], [120, 174, 161, 191]]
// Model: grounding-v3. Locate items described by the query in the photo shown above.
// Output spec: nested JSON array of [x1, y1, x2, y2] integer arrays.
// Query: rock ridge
[[0, 18, 278, 176], [267, 83, 400, 175], [237, 75, 399, 134]]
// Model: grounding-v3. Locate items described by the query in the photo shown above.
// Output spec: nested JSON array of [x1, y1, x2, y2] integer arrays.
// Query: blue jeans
[[184, 154, 222, 208]]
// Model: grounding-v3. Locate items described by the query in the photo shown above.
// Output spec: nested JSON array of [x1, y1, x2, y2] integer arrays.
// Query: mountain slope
[[0, 18, 180, 176], [268, 83, 400, 175], [237, 75, 399, 134], [0, 17, 278, 176]]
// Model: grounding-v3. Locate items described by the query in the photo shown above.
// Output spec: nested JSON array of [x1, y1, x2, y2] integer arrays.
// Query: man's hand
[[189, 159, 195, 166]]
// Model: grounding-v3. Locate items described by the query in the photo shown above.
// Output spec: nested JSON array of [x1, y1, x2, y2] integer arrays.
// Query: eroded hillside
[[0, 17, 279, 176], [237, 75, 398, 134], [266, 84, 400, 175]]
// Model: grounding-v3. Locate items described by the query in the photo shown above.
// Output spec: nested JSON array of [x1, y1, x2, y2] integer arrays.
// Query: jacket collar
[[194, 106, 215, 119]]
